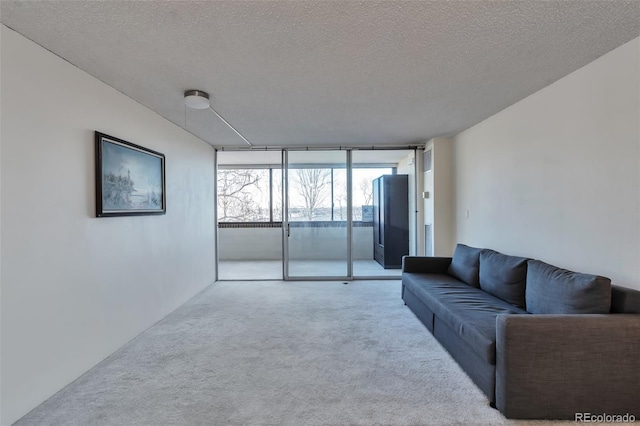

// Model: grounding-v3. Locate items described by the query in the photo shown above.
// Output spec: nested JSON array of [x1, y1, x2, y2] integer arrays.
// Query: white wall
[[219, 228, 283, 260], [219, 226, 374, 261], [0, 26, 216, 424], [397, 152, 419, 255], [453, 37, 640, 290], [423, 138, 455, 257]]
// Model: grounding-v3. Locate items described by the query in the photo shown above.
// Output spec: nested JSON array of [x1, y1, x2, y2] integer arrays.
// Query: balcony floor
[[218, 260, 401, 280]]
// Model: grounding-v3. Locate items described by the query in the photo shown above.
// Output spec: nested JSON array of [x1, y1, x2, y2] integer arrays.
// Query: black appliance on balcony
[[372, 175, 409, 269]]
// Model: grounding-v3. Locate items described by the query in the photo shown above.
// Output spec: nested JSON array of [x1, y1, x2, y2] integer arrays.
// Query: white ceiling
[[1, 1, 638, 148]]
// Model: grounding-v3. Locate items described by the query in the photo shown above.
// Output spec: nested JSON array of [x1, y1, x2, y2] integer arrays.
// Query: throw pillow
[[526, 260, 611, 314], [479, 249, 528, 308], [447, 244, 482, 287]]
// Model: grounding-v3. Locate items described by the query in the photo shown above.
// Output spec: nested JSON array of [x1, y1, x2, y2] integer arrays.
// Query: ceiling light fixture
[[184, 90, 210, 109], [184, 90, 252, 147]]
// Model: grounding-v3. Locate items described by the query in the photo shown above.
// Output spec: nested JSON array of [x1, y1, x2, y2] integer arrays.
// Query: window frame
[[217, 164, 396, 224]]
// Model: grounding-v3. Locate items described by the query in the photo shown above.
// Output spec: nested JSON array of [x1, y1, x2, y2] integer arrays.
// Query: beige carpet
[[16, 281, 573, 425]]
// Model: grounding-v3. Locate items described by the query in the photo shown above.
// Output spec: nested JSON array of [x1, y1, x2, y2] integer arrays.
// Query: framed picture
[[95, 131, 166, 217]]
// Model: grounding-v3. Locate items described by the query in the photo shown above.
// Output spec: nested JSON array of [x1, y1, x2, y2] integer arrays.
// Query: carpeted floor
[[16, 281, 572, 425]]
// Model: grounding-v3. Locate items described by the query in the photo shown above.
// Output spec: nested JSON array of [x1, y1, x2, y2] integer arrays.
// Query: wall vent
[[423, 149, 432, 172]]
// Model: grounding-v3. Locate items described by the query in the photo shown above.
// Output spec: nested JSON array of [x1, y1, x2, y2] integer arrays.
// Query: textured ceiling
[[1, 1, 639, 148]]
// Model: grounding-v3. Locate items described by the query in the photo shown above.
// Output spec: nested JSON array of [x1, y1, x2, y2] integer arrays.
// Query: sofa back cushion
[[447, 244, 482, 287], [526, 260, 611, 314], [479, 250, 528, 308]]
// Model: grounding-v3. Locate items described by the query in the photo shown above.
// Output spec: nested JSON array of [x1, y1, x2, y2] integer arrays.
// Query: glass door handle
[[287, 223, 291, 237]]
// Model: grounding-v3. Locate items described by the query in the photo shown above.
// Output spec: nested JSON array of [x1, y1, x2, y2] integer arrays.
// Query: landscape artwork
[[95, 132, 166, 217]]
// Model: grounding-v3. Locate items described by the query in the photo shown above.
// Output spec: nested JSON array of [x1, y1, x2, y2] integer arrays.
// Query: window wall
[[218, 167, 391, 224], [351, 150, 413, 277], [217, 151, 283, 280], [216, 149, 415, 280], [217, 168, 281, 222]]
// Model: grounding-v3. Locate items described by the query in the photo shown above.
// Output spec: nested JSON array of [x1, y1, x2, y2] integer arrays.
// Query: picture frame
[[95, 131, 166, 217]]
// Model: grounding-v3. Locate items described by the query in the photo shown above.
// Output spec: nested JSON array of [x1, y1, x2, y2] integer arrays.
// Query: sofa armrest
[[495, 314, 640, 419], [402, 256, 452, 274], [611, 285, 640, 313]]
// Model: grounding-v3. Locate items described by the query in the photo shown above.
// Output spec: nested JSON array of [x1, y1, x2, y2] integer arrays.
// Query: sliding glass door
[[283, 150, 351, 279], [214, 148, 416, 281]]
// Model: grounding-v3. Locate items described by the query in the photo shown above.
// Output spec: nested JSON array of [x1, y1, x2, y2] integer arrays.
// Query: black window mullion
[[331, 168, 334, 221], [269, 168, 273, 223]]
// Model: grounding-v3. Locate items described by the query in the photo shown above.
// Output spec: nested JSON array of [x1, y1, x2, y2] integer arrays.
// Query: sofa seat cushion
[[404, 273, 528, 364]]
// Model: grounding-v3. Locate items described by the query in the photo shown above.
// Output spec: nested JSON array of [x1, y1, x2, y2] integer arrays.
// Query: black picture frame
[[95, 131, 166, 217]]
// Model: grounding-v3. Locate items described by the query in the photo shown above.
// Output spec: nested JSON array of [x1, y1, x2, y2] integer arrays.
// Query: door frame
[[282, 149, 354, 281]]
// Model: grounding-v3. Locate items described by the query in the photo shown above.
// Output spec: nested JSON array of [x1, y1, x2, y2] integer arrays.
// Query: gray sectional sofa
[[401, 244, 640, 420]]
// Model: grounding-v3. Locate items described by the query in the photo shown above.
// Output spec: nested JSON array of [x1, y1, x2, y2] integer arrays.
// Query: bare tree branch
[[359, 177, 373, 206], [293, 168, 331, 220], [218, 170, 264, 221]]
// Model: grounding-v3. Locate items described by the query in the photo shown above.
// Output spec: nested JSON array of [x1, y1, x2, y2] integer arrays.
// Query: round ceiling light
[[184, 90, 210, 109]]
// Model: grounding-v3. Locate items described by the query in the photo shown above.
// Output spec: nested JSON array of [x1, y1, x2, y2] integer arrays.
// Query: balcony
[[218, 221, 400, 279]]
